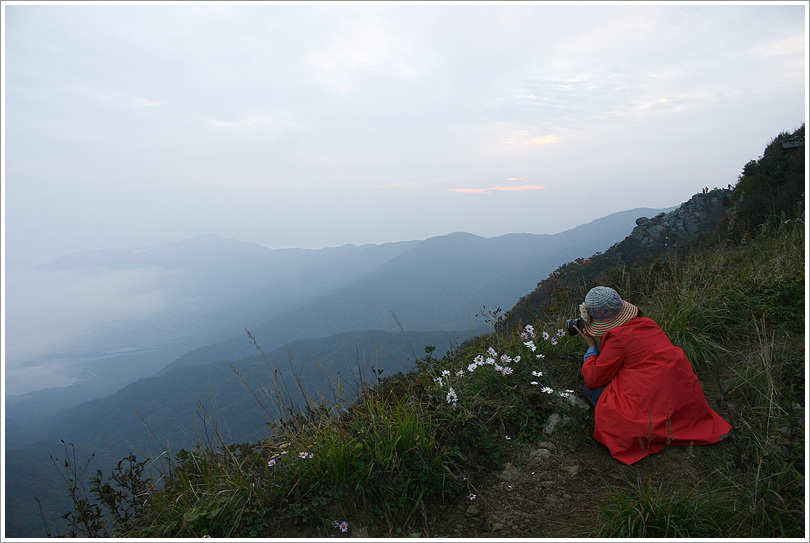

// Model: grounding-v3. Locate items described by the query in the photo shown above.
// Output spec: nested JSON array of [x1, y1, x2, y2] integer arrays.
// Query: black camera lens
[[566, 317, 584, 336]]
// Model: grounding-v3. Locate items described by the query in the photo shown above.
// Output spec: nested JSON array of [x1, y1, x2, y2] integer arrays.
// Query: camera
[[566, 317, 584, 336]]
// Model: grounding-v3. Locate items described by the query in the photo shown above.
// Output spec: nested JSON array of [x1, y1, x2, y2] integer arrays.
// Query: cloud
[[132, 97, 163, 107], [451, 185, 546, 194], [305, 9, 428, 93]]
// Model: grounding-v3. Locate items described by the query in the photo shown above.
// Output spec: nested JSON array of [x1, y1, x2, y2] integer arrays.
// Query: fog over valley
[[4, 210, 659, 401]]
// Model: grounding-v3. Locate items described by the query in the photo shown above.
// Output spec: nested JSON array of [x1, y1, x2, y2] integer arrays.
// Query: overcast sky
[[2, 1, 807, 265]]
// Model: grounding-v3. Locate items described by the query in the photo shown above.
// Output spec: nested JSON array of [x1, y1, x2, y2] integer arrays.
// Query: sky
[[1, 1, 807, 266]]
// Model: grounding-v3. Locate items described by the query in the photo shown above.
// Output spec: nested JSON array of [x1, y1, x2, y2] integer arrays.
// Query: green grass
[[51, 216, 805, 538], [596, 476, 728, 538]]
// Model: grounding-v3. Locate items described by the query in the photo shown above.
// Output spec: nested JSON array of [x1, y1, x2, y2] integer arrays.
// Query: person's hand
[[573, 325, 597, 349]]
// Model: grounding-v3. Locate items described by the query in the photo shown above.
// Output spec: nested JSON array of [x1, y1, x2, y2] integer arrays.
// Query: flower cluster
[[267, 441, 292, 467], [332, 520, 349, 533], [446, 387, 458, 407], [465, 353, 516, 376], [430, 324, 569, 408]]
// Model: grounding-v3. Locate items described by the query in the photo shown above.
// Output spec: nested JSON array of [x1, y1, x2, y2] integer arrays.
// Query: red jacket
[[582, 317, 732, 464]]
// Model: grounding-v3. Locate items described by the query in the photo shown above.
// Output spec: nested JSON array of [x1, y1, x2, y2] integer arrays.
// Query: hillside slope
[[167, 207, 665, 371]]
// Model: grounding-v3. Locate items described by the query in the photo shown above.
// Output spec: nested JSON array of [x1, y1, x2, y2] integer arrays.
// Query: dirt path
[[387, 370, 730, 538], [420, 429, 726, 538]]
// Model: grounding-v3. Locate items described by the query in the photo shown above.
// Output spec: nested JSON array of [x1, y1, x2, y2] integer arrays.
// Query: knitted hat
[[580, 286, 639, 336]]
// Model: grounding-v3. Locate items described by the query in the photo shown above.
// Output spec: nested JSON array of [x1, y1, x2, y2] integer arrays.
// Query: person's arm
[[583, 346, 600, 361], [581, 334, 625, 389]]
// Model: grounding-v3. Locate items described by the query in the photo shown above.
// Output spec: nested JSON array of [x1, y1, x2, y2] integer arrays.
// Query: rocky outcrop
[[629, 189, 731, 250], [499, 189, 734, 329]]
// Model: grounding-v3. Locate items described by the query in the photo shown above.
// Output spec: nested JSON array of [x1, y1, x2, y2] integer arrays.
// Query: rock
[[492, 522, 504, 531], [626, 190, 732, 250], [561, 465, 580, 476], [536, 441, 555, 451], [351, 526, 369, 538], [542, 413, 563, 434], [466, 505, 479, 517], [530, 448, 551, 462], [498, 462, 521, 482], [564, 394, 591, 411]]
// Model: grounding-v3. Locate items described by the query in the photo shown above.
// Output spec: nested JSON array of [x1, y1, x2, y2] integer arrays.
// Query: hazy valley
[[4, 206, 667, 536]]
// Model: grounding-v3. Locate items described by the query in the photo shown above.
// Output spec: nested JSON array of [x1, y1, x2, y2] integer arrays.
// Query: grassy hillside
[[32, 127, 806, 538]]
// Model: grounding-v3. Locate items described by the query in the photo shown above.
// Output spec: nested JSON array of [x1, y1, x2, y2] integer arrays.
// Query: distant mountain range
[[4, 206, 668, 537], [7, 206, 665, 422]]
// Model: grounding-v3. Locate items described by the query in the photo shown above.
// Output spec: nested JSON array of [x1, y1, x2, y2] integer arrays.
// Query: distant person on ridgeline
[[573, 286, 732, 465]]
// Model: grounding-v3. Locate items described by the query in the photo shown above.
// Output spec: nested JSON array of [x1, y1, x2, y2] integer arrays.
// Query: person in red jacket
[[573, 286, 732, 465]]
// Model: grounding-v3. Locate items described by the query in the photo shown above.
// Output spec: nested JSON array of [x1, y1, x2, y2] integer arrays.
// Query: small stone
[[542, 413, 563, 434], [351, 526, 369, 538], [561, 465, 580, 476], [530, 448, 551, 461], [562, 493, 572, 501], [466, 505, 479, 517], [564, 394, 591, 410], [492, 522, 504, 531], [498, 462, 521, 482], [537, 441, 555, 451]]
